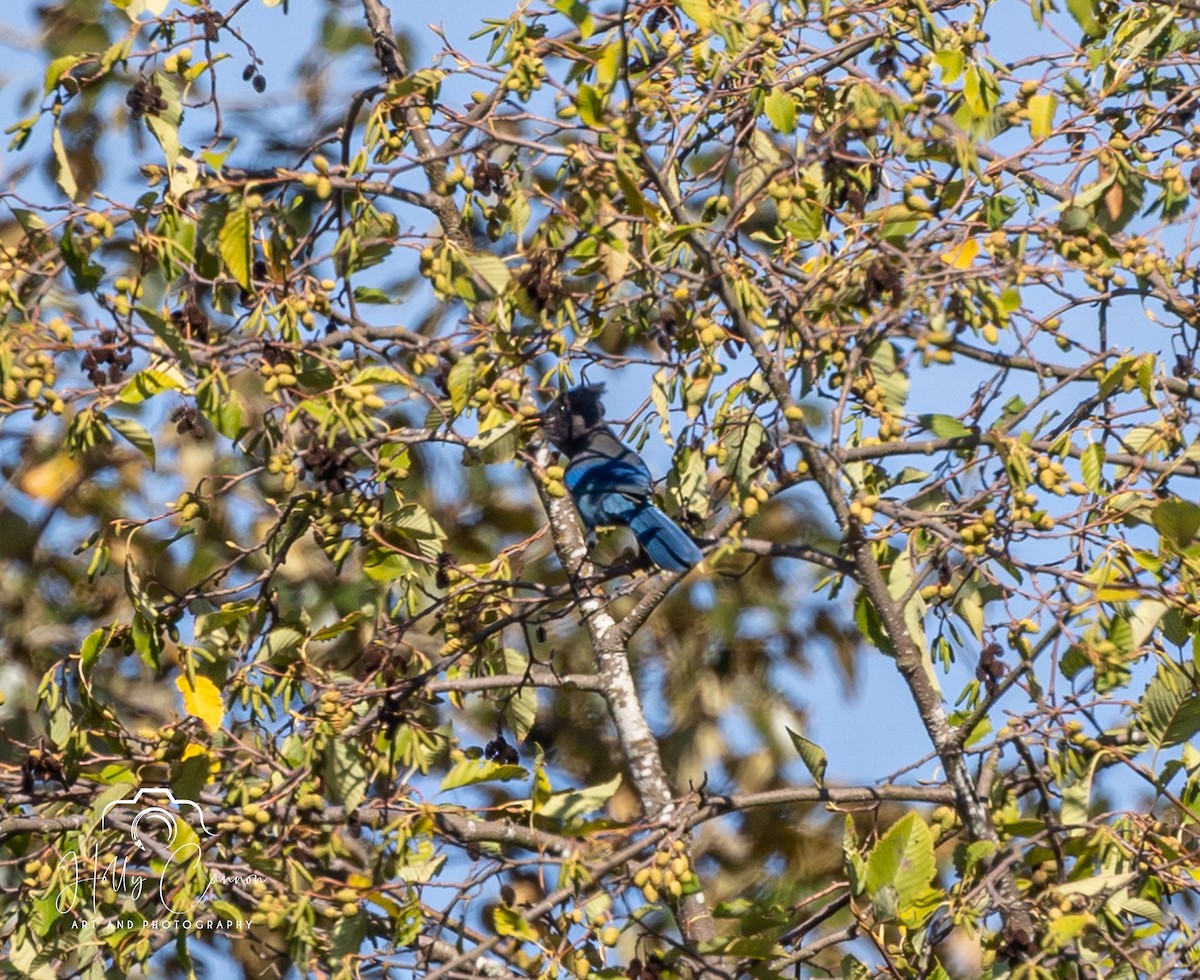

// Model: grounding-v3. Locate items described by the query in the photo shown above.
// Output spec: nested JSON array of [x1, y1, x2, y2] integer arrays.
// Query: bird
[[542, 384, 702, 573]]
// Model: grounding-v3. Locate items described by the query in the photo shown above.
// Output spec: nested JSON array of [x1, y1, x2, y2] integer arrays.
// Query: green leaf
[[59, 224, 102, 291], [934, 50, 964, 84], [498, 647, 538, 742], [463, 410, 520, 463], [326, 739, 368, 814], [577, 83, 605, 127], [106, 415, 156, 467], [764, 88, 795, 134], [440, 757, 527, 791], [118, 369, 184, 404], [52, 126, 78, 201], [536, 774, 623, 823], [219, 206, 252, 288], [1026, 93, 1057, 139], [261, 627, 304, 663], [196, 371, 246, 440], [843, 815, 866, 896], [676, 0, 713, 29], [352, 286, 393, 304], [465, 252, 511, 296], [1153, 498, 1200, 550], [80, 627, 110, 675], [492, 906, 539, 942], [553, 0, 594, 38], [1141, 662, 1200, 749], [864, 812, 936, 906], [1061, 763, 1093, 827], [962, 66, 998, 118], [362, 547, 412, 584], [917, 414, 972, 439], [954, 577, 984, 641], [786, 727, 827, 788], [44, 55, 81, 95], [329, 910, 368, 966], [144, 73, 183, 169], [1066, 0, 1102, 35], [870, 342, 908, 414], [1081, 442, 1105, 493], [446, 355, 477, 414], [669, 444, 710, 519]]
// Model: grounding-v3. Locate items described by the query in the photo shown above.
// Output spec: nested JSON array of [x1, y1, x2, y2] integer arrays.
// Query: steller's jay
[[542, 385, 702, 573]]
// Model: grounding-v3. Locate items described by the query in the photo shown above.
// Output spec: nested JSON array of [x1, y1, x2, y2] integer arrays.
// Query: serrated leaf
[[917, 414, 972, 439], [465, 253, 511, 295], [440, 757, 527, 791], [939, 238, 979, 270], [1106, 892, 1166, 925], [934, 50, 964, 84], [106, 415, 156, 467], [325, 739, 368, 814], [1081, 442, 1105, 492], [954, 578, 984, 641], [870, 342, 908, 414], [764, 88, 795, 134], [497, 648, 537, 743], [80, 627, 109, 675], [536, 774, 622, 822], [466, 413, 523, 466], [1061, 763, 1093, 826], [144, 73, 183, 169], [362, 547, 412, 584], [1067, 0, 1102, 35], [1153, 498, 1200, 550], [786, 728, 827, 787], [176, 675, 224, 733], [219, 206, 252, 288], [446, 355, 476, 414], [676, 0, 712, 29], [962, 66, 998, 118], [492, 906, 539, 942], [118, 368, 184, 404], [577, 83, 605, 127], [864, 813, 936, 907], [1141, 662, 1200, 749], [1027, 93, 1057, 139], [669, 445, 710, 519], [261, 627, 304, 663]]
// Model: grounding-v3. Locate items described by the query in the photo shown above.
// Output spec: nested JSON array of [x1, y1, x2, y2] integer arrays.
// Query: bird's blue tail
[[628, 504, 702, 573]]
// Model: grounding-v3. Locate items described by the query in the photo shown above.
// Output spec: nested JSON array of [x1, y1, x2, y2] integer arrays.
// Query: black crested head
[[543, 384, 607, 454]]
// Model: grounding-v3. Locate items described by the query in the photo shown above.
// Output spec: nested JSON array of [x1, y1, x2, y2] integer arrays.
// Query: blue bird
[[543, 385, 702, 573]]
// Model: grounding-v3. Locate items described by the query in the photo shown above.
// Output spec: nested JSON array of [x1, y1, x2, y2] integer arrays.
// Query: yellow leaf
[[19, 454, 82, 501], [1104, 180, 1124, 224], [493, 905, 539, 942], [180, 743, 220, 780], [176, 675, 224, 733], [940, 239, 979, 270], [1026, 93, 1056, 140]]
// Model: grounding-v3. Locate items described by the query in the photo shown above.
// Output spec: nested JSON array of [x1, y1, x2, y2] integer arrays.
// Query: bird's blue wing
[[564, 431, 653, 498], [628, 503, 702, 572]]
